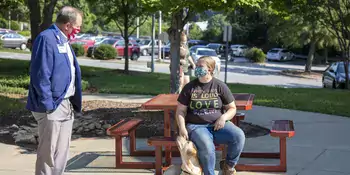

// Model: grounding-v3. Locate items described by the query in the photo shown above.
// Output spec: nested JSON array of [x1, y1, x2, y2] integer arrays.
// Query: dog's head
[[176, 136, 197, 157], [176, 136, 202, 175]]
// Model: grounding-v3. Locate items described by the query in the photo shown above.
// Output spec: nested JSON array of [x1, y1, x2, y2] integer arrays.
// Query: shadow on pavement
[[65, 151, 155, 174]]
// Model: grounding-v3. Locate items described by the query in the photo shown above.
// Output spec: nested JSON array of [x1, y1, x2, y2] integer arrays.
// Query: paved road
[[0, 51, 327, 88]]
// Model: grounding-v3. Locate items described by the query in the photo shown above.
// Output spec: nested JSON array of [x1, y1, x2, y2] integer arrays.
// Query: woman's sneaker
[[219, 160, 236, 175]]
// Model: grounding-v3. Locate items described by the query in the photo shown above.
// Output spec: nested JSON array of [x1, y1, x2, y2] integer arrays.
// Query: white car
[[266, 48, 295, 61], [192, 48, 221, 77], [230, 44, 248, 57]]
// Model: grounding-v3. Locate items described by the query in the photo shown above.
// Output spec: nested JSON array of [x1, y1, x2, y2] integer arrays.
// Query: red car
[[87, 38, 140, 60], [70, 39, 96, 54]]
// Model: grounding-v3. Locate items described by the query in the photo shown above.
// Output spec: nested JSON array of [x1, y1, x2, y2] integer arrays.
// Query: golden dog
[[163, 136, 202, 175]]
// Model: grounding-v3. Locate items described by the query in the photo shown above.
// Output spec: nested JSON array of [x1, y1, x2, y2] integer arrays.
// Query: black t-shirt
[[177, 78, 235, 124]]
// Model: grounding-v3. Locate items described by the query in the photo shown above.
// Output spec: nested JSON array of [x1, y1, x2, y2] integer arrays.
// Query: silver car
[[139, 39, 164, 56], [230, 44, 248, 57], [266, 48, 295, 61], [1, 33, 27, 50]]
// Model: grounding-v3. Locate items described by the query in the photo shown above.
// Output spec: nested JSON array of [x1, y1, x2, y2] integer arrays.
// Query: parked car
[[87, 38, 140, 60], [189, 45, 208, 56], [323, 61, 350, 89], [70, 39, 96, 54], [75, 33, 95, 39], [266, 48, 295, 61], [139, 39, 164, 56], [115, 40, 141, 60], [0, 28, 16, 37], [192, 48, 219, 63], [206, 43, 229, 58], [230, 44, 248, 57], [160, 43, 171, 59], [0, 33, 27, 50], [187, 40, 208, 47]]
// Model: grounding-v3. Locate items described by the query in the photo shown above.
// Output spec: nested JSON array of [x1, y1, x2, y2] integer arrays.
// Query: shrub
[[10, 21, 20, 31], [93, 44, 117, 60], [81, 80, 89, 91], [71, 43, 85, 57], [245, 47, 266, 63], [18, 30, 31, 36], [0, 18, 7, 28]]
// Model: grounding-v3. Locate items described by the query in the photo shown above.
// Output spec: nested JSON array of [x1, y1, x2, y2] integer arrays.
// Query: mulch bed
[[0, 100, 270, 149], [280, 69, 323, 79]]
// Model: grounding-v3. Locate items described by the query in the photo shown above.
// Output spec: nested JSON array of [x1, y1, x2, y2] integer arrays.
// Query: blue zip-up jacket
[[26, 24, 82, 113]]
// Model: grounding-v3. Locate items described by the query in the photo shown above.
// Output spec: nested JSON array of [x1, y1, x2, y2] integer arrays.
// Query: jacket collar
[[51, 24, 68, 43]]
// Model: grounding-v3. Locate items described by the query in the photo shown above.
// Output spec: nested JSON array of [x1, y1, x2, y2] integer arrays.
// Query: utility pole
[[8, 9, 11, 30], [223, 25, 232, 84], [158, 11, 162, 60], [151, 14, 155, 72], [136, 17, 140, 38]]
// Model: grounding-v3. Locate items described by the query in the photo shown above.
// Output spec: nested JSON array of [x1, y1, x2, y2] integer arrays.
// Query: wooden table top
[[141, 93, 255, 111]]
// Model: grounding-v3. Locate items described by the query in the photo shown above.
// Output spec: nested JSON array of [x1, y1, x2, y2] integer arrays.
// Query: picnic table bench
[[148, 120, 295, 175], [106, 93, 295, 174], [106, 118, 155, 169]]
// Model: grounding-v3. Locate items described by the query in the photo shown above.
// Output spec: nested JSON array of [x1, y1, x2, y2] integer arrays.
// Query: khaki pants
[[32, 99, 74, 175]]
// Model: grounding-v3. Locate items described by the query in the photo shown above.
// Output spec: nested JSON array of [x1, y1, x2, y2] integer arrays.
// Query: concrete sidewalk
[[1, 94, 350, 175]]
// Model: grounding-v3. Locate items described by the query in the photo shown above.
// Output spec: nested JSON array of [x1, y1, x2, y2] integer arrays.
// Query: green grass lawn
[[0, 48, 31, 54], [1, 58, 350, 117]]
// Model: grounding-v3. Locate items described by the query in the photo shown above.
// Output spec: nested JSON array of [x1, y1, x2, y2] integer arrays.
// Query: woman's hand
[[191, 63, 196, 69], [179, 127, 189, 140], [214, 115, 226, 131]]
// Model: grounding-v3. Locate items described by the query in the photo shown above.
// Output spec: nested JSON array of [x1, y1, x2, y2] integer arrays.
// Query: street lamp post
[[158, 11, 162, 60]]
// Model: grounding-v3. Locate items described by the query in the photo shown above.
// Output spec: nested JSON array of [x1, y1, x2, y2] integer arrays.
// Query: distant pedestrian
[[26, 6, 83, 175], [180, 32, 196, 90]]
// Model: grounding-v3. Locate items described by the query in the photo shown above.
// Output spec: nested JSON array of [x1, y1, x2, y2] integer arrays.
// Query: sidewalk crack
[[295, 148, 327, 175]]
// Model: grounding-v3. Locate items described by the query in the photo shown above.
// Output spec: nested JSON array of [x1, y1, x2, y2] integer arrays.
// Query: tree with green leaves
[[188, 23, 203, 40], [139, 17, 170, 37], [267, 14, 338, 71], [317, 0, 350, 89], [266, 1, 338, 72], [146, 0, 262, 93], [86, 0, 151, 74], [203, 14, 229, 42]]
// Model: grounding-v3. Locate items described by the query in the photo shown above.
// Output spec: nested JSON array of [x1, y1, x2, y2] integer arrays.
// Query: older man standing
[[26, 6, 83, 175]]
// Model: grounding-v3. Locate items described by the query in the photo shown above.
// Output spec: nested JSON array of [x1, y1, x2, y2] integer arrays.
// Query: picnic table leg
[[129, 129, 136, 155], [280, 137, 287, 171], [164, 109, 172, 166], [115, 136, 122, 168], [155, 145, 163, 175]]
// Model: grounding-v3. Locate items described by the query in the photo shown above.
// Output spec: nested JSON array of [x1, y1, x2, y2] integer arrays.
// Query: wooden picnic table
[[141, 93, 254, 139], [141, 93, 254, 135], [140, 93, 255, 164], [111, 93, 294, 173]]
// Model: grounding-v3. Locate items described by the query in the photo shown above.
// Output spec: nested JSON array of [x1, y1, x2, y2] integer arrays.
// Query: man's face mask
[[68, 27, 80, 40], [194, 67, 208, 78]]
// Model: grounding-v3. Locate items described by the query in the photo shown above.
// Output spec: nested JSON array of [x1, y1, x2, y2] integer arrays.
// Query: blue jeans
[[186, 121, 245, 175]]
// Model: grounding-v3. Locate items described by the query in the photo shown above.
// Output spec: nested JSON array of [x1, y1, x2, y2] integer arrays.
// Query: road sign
[[223, 25, 232, 42], [159, 32, 169, 43]]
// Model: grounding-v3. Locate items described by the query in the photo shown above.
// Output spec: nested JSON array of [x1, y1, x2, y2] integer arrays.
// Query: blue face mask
[[195, 67, 208, 78]]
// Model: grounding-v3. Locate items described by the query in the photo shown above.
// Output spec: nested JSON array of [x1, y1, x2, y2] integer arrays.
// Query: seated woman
[[175, 56, 245, 175]]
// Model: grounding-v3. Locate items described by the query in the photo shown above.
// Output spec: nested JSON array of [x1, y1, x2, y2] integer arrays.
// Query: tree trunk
[[305, 40, 316, 72], [323, 48, 328, 64], [168, 10, 186, 94], [40, 0, 58, 31], [27, 0, 41, 45], [124, 12, 129, 74]]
